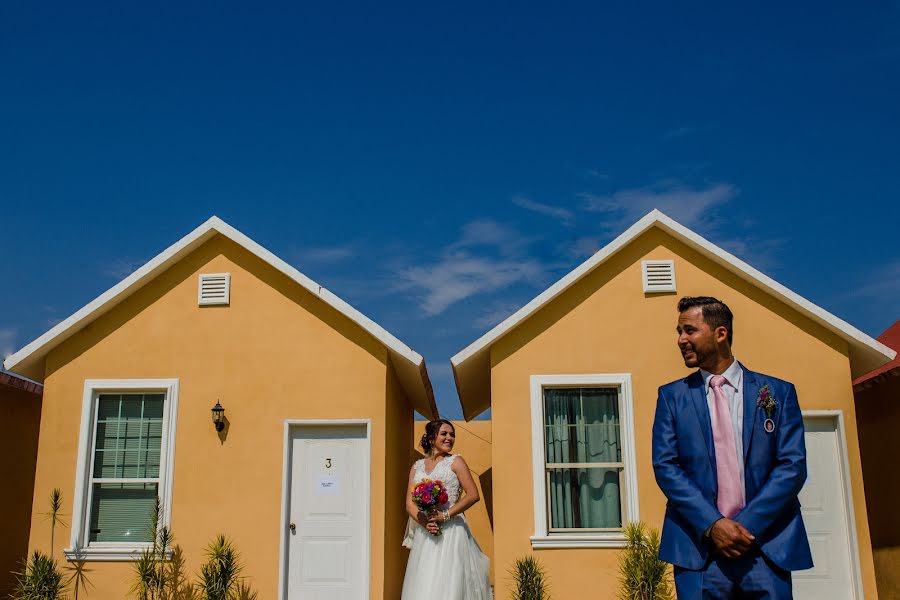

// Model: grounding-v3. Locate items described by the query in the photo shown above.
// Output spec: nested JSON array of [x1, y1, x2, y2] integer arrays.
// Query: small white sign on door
[[316, 474, 340, 496]]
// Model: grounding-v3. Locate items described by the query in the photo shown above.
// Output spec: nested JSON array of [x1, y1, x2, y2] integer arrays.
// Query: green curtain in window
[[545, 387, 622, 529]]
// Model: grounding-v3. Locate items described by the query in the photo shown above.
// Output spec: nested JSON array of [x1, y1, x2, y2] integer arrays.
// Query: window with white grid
[[530, 374, 639, 549], [69, 379, 178, 559]]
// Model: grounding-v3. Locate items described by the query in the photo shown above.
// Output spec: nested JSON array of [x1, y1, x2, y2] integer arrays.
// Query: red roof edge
[[0, 370, 44, 396], [853, 320, 900, 387]]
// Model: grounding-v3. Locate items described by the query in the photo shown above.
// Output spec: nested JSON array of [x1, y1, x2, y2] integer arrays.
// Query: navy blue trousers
[[674, 551, 792, 599]]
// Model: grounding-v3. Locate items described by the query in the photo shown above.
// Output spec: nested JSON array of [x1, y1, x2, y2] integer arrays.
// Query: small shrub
[[617, 522, 673, 600], [195, 535, 243, 600], [12, 489, 74, 600], [508, 555, 551, 600], [12, 551, 65, 600], [130, 497, 173, 600]]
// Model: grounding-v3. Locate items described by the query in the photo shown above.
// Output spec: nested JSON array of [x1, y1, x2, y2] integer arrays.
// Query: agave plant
[[508, 555, 551, 600], [617, 522, 673, 600], [195, 535, 244, 600], [12, 551, 65, 600]]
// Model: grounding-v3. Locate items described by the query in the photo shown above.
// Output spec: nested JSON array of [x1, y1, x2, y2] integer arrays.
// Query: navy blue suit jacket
[[651, 366, 814, 571]]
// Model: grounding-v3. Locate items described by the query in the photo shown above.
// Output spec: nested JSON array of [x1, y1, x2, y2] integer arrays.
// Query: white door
[[794, 416, 858, 599], [286, 425, 368, 600]]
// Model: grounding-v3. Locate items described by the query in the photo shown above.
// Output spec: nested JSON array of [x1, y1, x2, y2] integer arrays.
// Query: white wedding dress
[[401, 454, 493, 599]]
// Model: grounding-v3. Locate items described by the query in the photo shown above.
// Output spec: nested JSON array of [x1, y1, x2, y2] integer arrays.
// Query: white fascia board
[[4, 217, 435, 408], [3, 219, 220, 375], [451, 210, 662, 367], [451, 209, 895, 375]]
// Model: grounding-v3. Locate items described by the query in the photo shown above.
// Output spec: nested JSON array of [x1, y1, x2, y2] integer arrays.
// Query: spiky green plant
[[12, 489, 74, 600], [12, 551, 65, 600], [195, 535, 243, 600], [42, 489, 67, 556], [130, 497, 173, 600], [617, 522, 673, 600], [508, 555, 551, 600]]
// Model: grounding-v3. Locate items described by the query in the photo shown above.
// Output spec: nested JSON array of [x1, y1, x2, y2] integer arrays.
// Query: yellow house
[[3, 217, 436, 600], [451, 210, 895, 600]]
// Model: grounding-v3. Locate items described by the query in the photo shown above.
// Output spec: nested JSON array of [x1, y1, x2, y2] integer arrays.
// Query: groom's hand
[[709, 518, 756, 558]]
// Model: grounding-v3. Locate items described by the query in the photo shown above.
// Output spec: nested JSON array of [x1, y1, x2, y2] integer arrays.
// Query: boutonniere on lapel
[[757, 384, 777, 433]]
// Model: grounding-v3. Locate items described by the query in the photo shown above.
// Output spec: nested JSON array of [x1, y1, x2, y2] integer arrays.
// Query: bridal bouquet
[[411, 479, 449, 536]]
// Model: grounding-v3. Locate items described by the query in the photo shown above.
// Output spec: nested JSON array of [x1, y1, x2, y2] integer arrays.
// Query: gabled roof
[[853, 320, 900, 390], [3, 216, 437, 418], [451, 209, 896, 420]]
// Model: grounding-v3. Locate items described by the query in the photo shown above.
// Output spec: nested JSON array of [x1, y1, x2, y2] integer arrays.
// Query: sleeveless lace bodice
[[413, 454, 461, 507]]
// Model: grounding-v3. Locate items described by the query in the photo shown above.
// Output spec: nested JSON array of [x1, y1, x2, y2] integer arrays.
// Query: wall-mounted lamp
[[211, 401, 225, 432]]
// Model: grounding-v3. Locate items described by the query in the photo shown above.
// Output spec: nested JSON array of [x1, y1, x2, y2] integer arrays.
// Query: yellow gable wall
[[29, 234, 410, 599], [489, 228, 877, 599]]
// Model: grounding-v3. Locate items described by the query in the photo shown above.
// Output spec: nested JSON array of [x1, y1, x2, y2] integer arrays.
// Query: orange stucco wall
[[27, 234, 414, 599], [855, 375, 900, 600], [488, 228, 878, 599], [0, 385, 42, 596]]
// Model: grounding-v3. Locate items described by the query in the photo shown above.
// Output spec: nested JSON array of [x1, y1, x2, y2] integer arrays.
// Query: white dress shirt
[[701, 358, 746, 504]]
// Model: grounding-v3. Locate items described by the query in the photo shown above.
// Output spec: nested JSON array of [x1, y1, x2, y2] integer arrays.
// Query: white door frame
[[277, 419, 372, 600], [801, 410, 864, 600]]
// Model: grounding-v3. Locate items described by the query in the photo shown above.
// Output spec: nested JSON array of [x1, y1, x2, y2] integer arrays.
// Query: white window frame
[[530, 374, 639, 549], [66, 379, 179, 561]]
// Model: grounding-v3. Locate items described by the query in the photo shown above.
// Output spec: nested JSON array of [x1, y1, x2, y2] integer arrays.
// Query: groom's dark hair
[[677, 296, 734, 346]]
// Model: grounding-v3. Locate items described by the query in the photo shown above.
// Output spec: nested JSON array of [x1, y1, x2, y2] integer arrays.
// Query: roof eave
[[451, 209, 896, 412], [4, 217, 435, 409]]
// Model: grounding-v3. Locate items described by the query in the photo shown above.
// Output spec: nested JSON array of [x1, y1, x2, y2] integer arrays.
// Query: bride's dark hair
[[420, 419, 455, 453]]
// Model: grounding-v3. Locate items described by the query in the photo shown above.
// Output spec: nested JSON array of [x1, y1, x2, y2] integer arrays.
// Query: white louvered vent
[[198, 273, 231, 306], [642, 260, 676, 293]]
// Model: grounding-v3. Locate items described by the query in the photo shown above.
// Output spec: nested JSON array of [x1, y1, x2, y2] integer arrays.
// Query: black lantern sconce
[[211, 401, 225, 432]]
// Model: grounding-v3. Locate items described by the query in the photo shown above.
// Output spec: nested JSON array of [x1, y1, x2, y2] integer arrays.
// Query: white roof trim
[[452, 208, 895, 374], [4, 217, 437, 417]]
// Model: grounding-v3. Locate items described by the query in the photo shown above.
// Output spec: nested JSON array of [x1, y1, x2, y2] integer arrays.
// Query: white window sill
[[64, 546, 171, 562], [530, 534, 627, 549]]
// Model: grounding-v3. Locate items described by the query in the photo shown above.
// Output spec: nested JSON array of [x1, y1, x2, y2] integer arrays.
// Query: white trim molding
[[801, 410, 865, 600], [451, 209, 896, 419], [277, 419, 372, 600], [3, 216, 436, 418], [65, 378, 179, 561], [529, 374, 639, 549]]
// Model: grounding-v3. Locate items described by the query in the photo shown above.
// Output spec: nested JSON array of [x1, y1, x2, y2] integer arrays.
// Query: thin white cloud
[[586, 169, 610, 180], [0, 328, 16, 360], [449, 219, 536, 256], [394, 220, 551, 316], [103, 257, 146, 280], [397, 253, 545, 316], [848, 259, 900, 300], [474, 302, 522, 329], [293, 244, 355, 264], [512, 196, 575, 226], [581, 180, 738, 231], [568, 236, 604, 258]]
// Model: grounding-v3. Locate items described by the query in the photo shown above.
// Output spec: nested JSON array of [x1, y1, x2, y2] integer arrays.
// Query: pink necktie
[[710, 375, 743, 518]]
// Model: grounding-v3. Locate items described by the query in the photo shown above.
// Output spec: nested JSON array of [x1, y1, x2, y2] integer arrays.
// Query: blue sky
[[2, 2, 898, 418]]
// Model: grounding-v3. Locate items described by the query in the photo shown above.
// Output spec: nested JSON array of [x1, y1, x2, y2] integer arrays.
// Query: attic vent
[[198, 273, 231, 306], [642, 260, 676, 293]]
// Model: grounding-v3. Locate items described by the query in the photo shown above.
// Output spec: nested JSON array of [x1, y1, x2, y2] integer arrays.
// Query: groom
[[652, 296, 813, 598]]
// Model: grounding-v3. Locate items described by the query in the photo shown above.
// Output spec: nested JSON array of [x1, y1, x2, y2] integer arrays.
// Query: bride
[[401, 419, 493, 599]]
